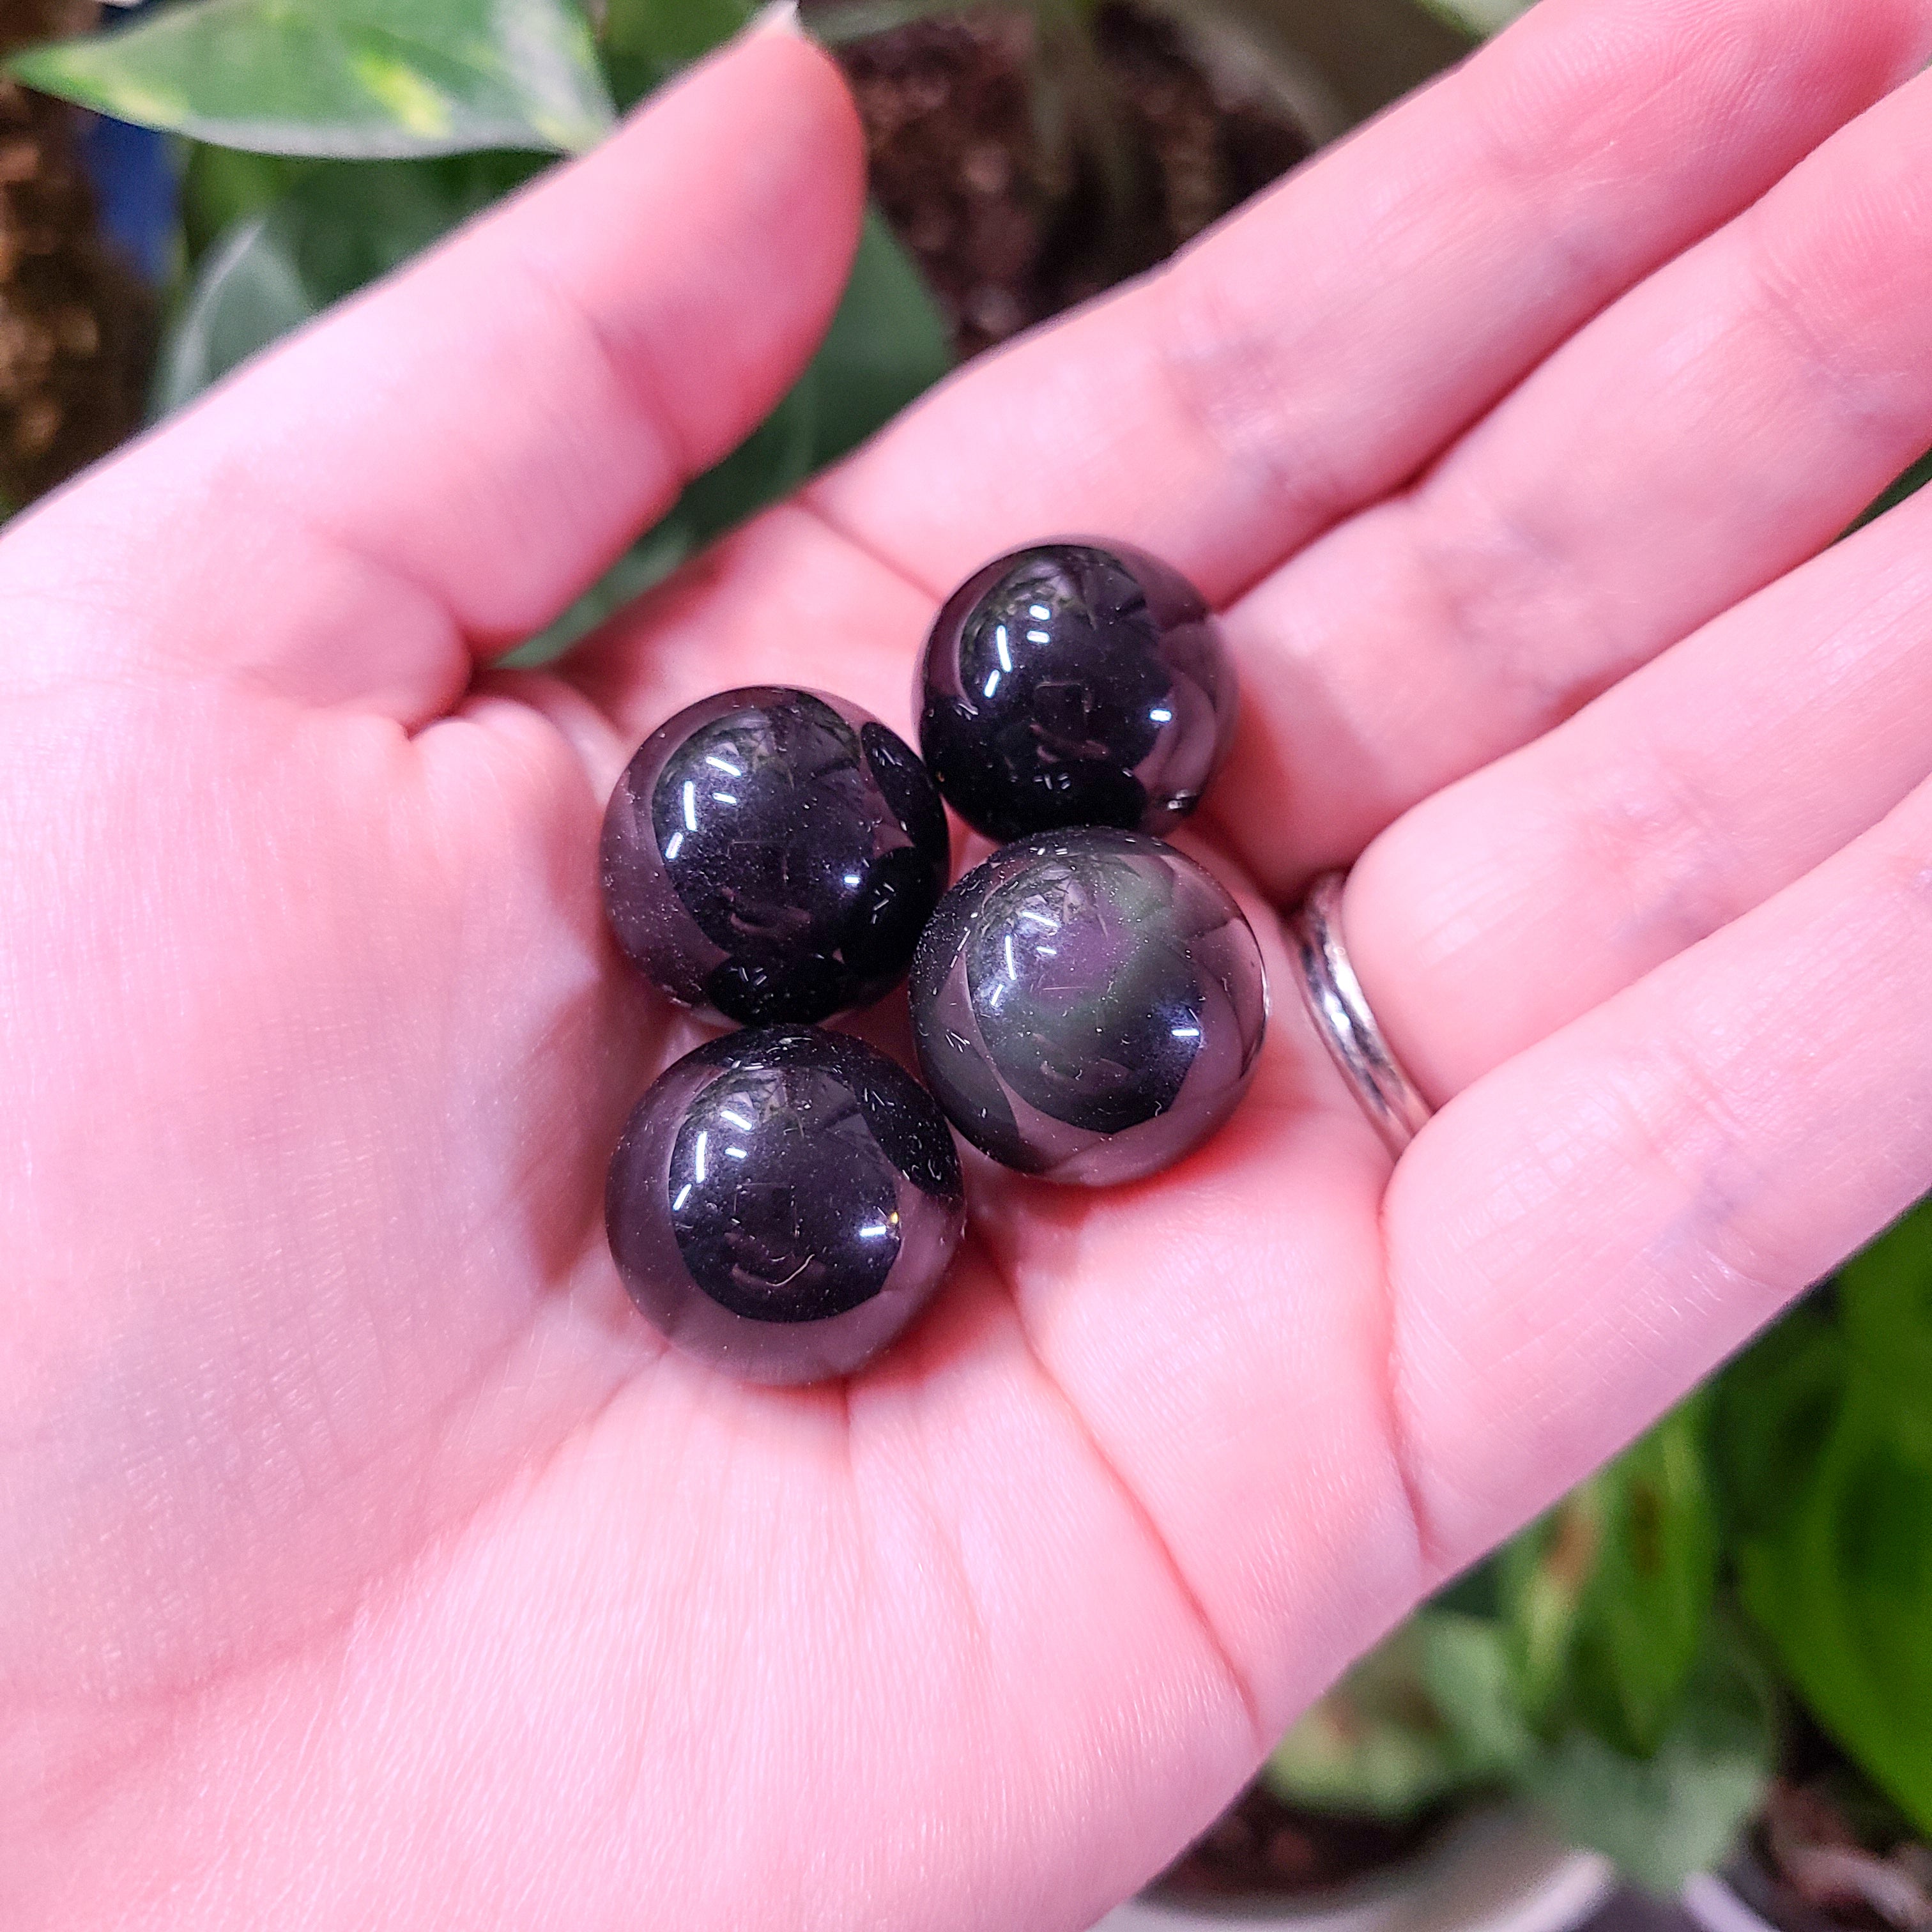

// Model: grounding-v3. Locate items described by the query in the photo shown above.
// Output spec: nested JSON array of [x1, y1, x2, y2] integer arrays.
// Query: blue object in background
[[73, 1, 178, 284], [78, 114, 177, 284]]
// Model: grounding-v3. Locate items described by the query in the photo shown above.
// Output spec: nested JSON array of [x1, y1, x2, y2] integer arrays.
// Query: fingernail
[[751, 0, 801, 34]]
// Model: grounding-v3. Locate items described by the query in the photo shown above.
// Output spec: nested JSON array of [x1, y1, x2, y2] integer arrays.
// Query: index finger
[[807, 0, 1932, 609]]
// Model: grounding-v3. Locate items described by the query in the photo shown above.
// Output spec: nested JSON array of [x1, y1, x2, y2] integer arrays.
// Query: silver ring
[[1289, 872, 1433, 1156]]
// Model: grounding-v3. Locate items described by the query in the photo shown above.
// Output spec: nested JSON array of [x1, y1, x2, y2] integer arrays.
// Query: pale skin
[[7, 0, 1932, 1922]]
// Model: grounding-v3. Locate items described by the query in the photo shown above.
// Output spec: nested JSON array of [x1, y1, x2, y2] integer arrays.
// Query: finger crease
[[795, 487, 948, 604], [506, 240, 693, 491], [1375, 1186, 1449, 1592], [966, 1223, 1266, 1758]]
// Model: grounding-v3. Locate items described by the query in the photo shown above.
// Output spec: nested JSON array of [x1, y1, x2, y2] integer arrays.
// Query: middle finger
[[1213, 57, 1932, 893]]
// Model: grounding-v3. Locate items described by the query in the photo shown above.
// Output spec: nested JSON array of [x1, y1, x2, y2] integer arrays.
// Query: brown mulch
[[1150, 1777, 1450, 1903], [825, 0, 1312, 359], [0, 0, 156, 508], [1728, 1720, 1932, 1932]]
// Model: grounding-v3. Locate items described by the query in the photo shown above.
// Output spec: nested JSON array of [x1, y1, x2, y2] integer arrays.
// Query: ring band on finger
[[1289, 873, 1434, 1156]]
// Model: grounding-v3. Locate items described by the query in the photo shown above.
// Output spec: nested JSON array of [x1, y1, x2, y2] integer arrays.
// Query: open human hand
[[10, 2, 1932, 1924]]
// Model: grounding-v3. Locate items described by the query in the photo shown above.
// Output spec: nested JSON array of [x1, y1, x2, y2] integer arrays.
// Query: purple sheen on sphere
[[910, 827, 1268, 1187], [606, 1027, 967, 1384], [917, 539, 1236, 842], [601, 686, 949, 1027]]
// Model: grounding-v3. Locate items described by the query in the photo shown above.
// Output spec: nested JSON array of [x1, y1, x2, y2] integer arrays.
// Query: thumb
[[0, 24, 868, 723]]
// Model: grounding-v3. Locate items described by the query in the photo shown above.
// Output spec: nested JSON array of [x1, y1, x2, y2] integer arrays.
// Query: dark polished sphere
[[910, 828, 1268, 1186], [606, 1027, 967, 1383], [601, 687, 950, 1026], [917, 540, 1236, 841]]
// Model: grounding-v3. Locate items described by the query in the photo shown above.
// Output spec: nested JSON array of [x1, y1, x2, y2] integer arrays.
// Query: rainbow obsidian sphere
[[601, 687, 949, 1027], [606, 1027, 967, 1384], [910, 827, 1268, 1186], [917, 539, 1236, 841]]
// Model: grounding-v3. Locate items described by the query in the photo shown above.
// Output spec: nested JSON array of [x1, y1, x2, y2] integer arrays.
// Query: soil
[[818, 1, 1313, 359], [0, 0, 156, 507], [1149, 1777, 1451, 1903], [1727, 1719, 1932, 1932]]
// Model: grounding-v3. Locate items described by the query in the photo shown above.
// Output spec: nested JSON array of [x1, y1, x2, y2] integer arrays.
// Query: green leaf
[[1712, 1298, 1847, 1547], [156, 208, 314, 414], [1525, 1636, 1777, 1894], [806, 206, 954, 468], [1262, 1612, 1533, 1823], [1729, 1206, 1932, 1841], [601, 0, 755, 109], [1500, 1402, 1718, 1758], [1839, 1204, 1932, 1460], [153, 151, 546, 414], [1429, 1552, 1503, 1620], [1498, 1492, 1594, 1735], [1415, 0, 1535, 33], [1742, 1399, 1932, 1838], [178, 144, 306, 263], [1418, 1612, 1542, 1779], [11, 0, 615, 159], [1570, 1404, 1719, 1758]]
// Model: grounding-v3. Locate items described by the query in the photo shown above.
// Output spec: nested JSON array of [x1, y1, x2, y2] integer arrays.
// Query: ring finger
[[1340, 471, 1932, 1105]]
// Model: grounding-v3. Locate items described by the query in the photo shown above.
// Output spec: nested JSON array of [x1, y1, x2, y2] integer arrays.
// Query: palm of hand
[[12, 6, 1932, 1925]]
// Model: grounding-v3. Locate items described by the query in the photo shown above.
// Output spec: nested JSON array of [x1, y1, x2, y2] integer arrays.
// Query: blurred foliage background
[[2, 0, 1926, 1906], [1268, 1204, 1932, 1907]]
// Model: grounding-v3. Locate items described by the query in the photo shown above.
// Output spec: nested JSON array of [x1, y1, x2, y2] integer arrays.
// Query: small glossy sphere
[[910, 827, 1267, 1186], [606, 1027, 967, 1384], [917, 539, 1236, 841], [601, 686, 949, 1027]]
